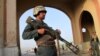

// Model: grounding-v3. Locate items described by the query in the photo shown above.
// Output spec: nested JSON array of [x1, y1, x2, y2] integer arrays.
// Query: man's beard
[[41, 17, 45, 20]]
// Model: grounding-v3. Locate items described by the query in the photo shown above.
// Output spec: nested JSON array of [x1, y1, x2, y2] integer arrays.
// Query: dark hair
[[34, 10, 47, 17]]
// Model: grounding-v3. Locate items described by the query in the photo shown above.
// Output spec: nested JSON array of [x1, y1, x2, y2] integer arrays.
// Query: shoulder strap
[[26, 16, 38, 28], [26, 16, 35, 24]]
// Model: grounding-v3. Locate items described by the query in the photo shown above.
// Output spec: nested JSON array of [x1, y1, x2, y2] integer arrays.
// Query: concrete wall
[[92, 0, 100, 40], [74, 0, 100, 52], [4, 0, 19, 56], [0, 0, 100, 56], [0, 0, 4, 56], [80, 0, 100, 40]]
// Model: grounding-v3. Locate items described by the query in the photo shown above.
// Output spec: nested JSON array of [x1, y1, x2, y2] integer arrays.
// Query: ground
[[22, 50, 91, 56]]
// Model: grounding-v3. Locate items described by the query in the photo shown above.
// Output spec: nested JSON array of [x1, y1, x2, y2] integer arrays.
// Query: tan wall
[[74, 0, 100, 51], [0, 0, 4, 47], [71, 16, 82, 44], [82, 0, 100, 40], [74, 0, 100, 43], [6, 0, 17, 47], [72, 4, 83, 44], [0, 0, 4, 56], [92, 0, 100, 40], [3, 0, 19, 56]]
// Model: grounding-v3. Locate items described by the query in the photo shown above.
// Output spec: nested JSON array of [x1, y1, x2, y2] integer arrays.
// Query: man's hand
[[37, 28, 45, 35]]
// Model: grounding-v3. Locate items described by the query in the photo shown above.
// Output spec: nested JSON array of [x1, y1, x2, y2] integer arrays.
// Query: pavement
[[22, 50, 91, 56]]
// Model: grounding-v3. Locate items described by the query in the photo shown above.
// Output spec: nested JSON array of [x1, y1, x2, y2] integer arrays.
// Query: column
[[4, 0, 19, 56], [0, 0, 4, 56]]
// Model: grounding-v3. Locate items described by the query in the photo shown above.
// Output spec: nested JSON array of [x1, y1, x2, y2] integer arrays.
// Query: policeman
[[90, 32, 100, 56], [22, 5, 71, 56]]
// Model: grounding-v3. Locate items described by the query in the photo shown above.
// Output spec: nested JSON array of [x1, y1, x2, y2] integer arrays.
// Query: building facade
[[0, 0, 100, 56]]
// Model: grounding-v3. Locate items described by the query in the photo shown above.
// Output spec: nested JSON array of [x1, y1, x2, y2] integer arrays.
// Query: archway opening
[[19, 7, 73, 55], [81, 11, 95, 42]]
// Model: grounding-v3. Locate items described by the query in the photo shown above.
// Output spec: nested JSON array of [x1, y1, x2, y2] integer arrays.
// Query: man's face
[[38, 12, 46, 20], [93, 32, 96, 35], [92, 32, 96, 38]]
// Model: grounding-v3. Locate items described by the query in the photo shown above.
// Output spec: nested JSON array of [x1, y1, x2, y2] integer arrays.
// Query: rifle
[[26, 16, 80, 55], [26, 17, 57, 39], [56, 32, 80, 55]]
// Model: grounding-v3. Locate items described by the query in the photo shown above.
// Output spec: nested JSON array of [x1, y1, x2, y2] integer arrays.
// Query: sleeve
[[22, 24, 38, 40]]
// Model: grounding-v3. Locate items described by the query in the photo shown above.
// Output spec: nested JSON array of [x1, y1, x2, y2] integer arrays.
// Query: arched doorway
[[17, 0, 85, 55], [19, 7, 73, 55], [80, 11, 95, 51]]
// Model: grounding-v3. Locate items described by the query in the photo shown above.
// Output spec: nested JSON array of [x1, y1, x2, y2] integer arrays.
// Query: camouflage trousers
[[36, 46, 57, 56]]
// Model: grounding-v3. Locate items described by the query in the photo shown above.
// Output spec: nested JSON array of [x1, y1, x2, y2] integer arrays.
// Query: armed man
[[22, 5, 79, 56], [90, 32, 100, 56]]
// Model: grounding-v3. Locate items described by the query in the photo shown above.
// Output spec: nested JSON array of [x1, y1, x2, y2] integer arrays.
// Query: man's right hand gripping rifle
[[26, 17, 80, 55]]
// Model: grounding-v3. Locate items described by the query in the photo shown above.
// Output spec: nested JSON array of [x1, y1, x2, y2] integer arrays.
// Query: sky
[[19, 7, 73, 53]]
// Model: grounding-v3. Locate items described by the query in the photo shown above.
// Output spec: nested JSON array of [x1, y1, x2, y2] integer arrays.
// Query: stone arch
[[17, 0, 74, 43], [17, 1, 75, 55], [80, 0, 100, 38], [17, 0, 85, 19], [80, 11, 95, 42], [17, 0, 74, 48], [79, 10, 96, 52], [17, 0, 74, 19], [17, 0, 85, 46], [19, 5, 73, 54]]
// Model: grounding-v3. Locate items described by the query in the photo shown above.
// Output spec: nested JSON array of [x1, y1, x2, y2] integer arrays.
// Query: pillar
[[0, 0, 4, 56], [4, 0, 19, 56]]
